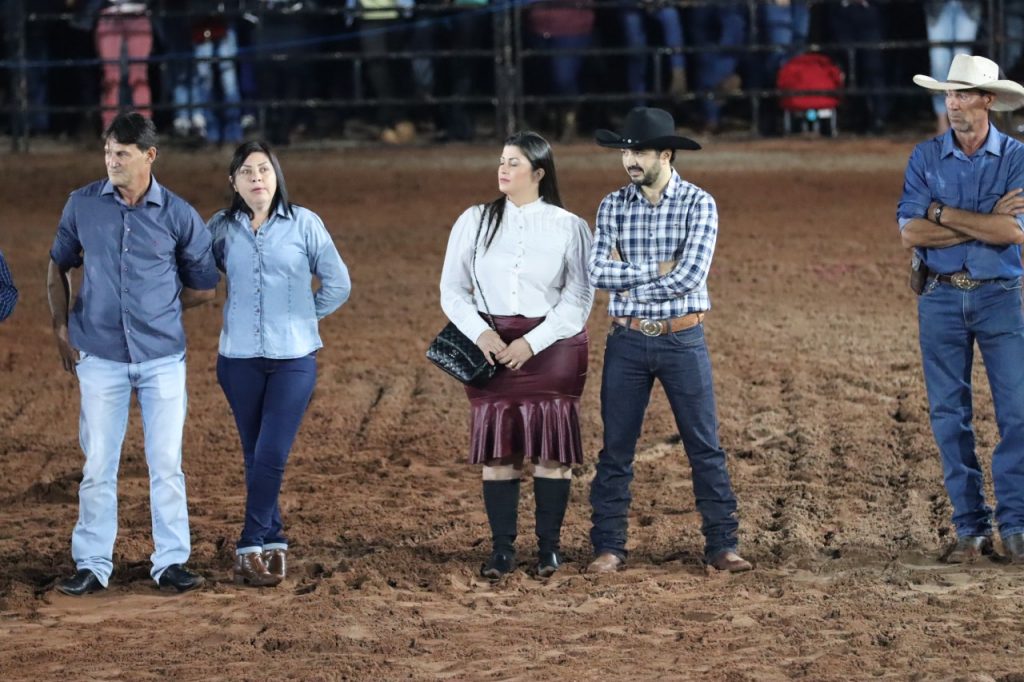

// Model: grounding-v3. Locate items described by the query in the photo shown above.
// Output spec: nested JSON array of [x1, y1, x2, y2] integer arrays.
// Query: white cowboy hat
[[913, 54, 1024, 111]]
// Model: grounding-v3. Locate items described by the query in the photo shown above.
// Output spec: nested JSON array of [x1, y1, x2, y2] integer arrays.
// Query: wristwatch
[[933, 203, 945, 225]]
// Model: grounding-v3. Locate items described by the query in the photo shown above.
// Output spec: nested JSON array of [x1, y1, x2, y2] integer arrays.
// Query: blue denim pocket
[[666, 323, 705, 348], [998, 276, 1023, 292]]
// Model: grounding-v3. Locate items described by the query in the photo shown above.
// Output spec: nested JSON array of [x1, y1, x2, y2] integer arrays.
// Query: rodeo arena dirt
[[2, 138, 1024, 681]]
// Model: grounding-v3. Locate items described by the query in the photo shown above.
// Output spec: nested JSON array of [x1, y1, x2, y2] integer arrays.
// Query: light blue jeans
[[926, 0, 981, 115], [72, 351, 191, 586], [194, 27, 243, 144]]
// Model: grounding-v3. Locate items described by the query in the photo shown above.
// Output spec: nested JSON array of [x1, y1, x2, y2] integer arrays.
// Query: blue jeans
[[154, 17, 201, 128], [528, 33, 592, 97], [194, 27, 242, 144], [589, 324, 739, 560], [72, 351, 190, 586], [622, 7, 686, 105], [217, 353, 317, 554], [925, 0, 981, 115], [827, 1, 889, 126], [755, 1, 809, 87], [688, 3, 746, 125], [918, 278, 1024, 540]]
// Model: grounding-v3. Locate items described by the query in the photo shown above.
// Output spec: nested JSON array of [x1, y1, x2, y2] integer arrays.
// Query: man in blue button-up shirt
[[899, 55, 1024, 565], [46, 113, 219, 596]]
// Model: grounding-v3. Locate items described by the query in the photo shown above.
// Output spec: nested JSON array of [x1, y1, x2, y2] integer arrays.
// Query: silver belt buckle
[[638, 319, 664, 336], [950, 272, 980, 290]]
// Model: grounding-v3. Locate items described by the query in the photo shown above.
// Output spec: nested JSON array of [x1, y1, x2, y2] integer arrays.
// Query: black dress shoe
[[480, 551, 516, 580], [56, 569, 105, 596], [157, 564, 206, 593], [1003, 533, 1024, 564], [940, 535, 994, 564], [536, 551, 562, 578]]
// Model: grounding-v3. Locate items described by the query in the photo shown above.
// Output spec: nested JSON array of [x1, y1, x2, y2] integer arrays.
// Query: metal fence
[[0, 0, 1015, 151]]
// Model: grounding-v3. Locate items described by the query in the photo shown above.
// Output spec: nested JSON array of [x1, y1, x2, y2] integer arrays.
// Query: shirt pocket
[[147, 231, 178, 262]]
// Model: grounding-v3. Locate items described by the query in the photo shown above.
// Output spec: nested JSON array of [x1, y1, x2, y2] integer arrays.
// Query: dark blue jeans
[[622, 7, 686, 105], [526, 33, 592, 97], [217, 353, 317, 552], [589, 323, 739, 560], [918, 277, 1024, 539], [688, 3, 746, 125]]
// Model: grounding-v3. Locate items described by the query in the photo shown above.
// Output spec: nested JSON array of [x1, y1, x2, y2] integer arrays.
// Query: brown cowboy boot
[[263, 548, 287, 580], [233, 552, 282, 587]]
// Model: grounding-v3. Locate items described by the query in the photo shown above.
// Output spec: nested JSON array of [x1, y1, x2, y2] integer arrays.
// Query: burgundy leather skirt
[[464, 315, 589, 465]]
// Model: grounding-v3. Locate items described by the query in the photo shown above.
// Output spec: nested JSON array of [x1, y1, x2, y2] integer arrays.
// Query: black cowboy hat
[[595, 107, 701, 151]]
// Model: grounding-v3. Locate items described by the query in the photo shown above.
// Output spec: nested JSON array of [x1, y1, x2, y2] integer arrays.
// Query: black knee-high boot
[[534, 477, 571, 576], [481, 479, 520, 578]]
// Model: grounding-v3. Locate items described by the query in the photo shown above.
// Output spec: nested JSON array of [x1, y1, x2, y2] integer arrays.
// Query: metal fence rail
[[0, 0, 1012, 151]]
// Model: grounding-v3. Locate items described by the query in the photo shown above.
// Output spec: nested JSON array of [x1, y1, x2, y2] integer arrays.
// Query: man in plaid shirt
[[586, 107, 750, 574]]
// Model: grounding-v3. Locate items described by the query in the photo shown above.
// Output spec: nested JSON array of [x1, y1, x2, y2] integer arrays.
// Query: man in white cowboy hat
[[898, 53, 1024, 565], [586, 106, 751, 574]]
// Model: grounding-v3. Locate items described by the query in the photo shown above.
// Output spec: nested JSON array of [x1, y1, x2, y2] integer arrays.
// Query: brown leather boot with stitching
[[233, 552, 281, 587], [263, 548, 287, 581]]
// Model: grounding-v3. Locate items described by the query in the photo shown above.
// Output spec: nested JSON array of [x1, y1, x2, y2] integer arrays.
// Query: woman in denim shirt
[[208, 141, 351, 587]]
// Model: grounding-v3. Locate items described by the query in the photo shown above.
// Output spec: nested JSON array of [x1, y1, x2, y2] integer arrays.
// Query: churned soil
[[2, 139, 1022, 681]]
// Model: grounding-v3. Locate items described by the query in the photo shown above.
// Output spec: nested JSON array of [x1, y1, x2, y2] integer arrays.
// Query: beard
[[629, 164, 661, 187]]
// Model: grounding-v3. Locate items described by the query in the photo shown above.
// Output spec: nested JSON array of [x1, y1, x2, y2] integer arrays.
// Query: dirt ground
[[1, 138, 1023, 681]]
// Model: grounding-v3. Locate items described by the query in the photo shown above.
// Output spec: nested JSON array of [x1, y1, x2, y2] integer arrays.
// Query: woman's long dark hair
[[482, 131, 563, 248], [227, 140, 292, 219]]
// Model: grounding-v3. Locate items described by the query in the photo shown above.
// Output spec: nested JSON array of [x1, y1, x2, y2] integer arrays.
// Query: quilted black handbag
[[426, 321, 497, 387], [427, 209, 497, 387]]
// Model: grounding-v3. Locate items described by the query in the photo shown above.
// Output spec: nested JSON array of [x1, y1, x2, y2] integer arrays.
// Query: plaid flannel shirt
[[588, 169, 716, 319]]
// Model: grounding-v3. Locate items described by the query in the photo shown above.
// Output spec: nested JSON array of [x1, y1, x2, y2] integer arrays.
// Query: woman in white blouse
[[440, 131, 594, 579]]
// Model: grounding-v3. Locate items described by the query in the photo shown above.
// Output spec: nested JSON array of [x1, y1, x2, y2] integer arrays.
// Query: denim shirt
[[209, 203, 351, 359], [897, 125, 1024, 279], [50, 177, 219, 363]]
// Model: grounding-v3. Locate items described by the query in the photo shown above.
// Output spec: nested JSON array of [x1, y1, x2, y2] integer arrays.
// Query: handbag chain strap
[[471, 206, 497, 333]]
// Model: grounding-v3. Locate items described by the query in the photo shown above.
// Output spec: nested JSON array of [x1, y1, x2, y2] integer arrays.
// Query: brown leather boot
[[263, 548, 287, 580], [233, 552, 281, 587]]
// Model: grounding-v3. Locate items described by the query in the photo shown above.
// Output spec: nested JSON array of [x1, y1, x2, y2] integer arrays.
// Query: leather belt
[[932, 271, 1001, 291], [613, 312, 705, 336]]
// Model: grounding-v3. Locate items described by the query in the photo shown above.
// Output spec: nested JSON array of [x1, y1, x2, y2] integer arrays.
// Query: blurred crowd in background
[[2, 0, 1022, 145]]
